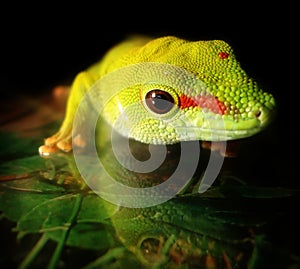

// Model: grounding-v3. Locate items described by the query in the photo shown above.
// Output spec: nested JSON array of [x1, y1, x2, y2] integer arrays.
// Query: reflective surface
[[0, 91, 299, 269]]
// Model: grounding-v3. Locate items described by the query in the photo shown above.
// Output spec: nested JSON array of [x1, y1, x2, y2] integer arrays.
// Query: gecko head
[[100, 69, 276, 145], [97, 37, 276, 144], [124, 83, 276, 144]]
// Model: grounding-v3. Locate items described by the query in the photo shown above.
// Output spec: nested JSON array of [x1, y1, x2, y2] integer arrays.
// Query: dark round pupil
[[145, 90, 175, 114]]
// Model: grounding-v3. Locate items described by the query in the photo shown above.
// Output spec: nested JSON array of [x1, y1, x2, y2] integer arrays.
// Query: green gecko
[[38, 35, 276, 157]]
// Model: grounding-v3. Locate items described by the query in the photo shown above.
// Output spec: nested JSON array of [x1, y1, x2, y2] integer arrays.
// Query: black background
[[1, 4, 296, 98], [0, 3, 298, 183]]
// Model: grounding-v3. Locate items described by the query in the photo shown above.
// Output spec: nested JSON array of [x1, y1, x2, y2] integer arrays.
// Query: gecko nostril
[[254, 110, 261, 118]]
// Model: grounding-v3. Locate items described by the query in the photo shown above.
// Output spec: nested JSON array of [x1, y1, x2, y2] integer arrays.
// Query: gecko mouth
[[173, 106, 275, 142], [174, 125, 262, 141]]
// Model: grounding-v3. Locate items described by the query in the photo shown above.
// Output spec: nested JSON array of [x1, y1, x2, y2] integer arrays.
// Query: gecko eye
[[145, 90, 175, 114]]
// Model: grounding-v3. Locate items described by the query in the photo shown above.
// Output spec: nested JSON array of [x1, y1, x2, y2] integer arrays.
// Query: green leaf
[[17, 194, 81, 233], [0, 181, 62, 222], [60, 222, 118, 250], [77, 194, 119, 223], [1, 128, 300, 268]]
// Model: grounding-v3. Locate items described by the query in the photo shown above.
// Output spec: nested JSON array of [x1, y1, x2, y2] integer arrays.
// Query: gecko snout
[[254, 106, 276, 128]]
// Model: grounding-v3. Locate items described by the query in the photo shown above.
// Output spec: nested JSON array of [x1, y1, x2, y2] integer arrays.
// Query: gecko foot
[[38, 132, 72, 157], [201, 141, 240, 158], [39, 133, 87, 157]]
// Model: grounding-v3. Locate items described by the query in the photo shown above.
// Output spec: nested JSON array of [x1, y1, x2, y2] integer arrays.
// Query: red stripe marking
[[219, 51, 229, 59], [179, 94, 226, 115]]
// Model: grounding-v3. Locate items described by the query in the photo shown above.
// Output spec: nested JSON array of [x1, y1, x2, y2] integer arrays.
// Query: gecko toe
[[45, 134, 60, 146], [73, 134, 86, 148], [57, 140, 73, 152], [38, 145, 59, 157]]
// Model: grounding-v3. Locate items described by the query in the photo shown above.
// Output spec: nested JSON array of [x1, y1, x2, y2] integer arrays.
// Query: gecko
[[38, 35, 276, 157]]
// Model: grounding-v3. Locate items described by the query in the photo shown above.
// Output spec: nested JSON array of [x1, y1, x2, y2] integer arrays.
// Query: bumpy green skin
[[39, 36, 276, 155]]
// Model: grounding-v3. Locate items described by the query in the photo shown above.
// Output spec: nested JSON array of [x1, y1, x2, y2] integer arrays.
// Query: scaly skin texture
[[38, 36, 276, 156]]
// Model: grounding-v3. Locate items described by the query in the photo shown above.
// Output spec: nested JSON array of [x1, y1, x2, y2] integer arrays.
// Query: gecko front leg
[[39, 71, 95, 157]]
